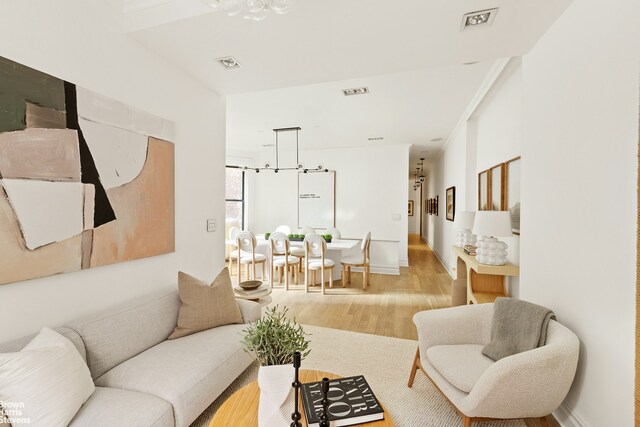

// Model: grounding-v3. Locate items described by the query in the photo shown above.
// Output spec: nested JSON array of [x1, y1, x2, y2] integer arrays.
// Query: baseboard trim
[[398, 258, 409, 267], [424, 240, 455, 279], [553, 403, 586, 427]]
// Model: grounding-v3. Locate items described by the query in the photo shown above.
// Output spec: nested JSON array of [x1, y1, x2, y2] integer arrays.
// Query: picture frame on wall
[[478, 170, 490, 211], [505, 156, 521, 235], [425, 199, 428, 213], [490, 163, 505, 210], [408, 200, 414, 217], [446, 186, 455, 221], [435, 195, 439, 216], [427, 199, 432, 215]]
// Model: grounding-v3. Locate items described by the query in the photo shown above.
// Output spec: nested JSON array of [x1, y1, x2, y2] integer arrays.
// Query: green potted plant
[[242, 306, 311, 426], [264, 232, 271, 240], [322, 234, 333, 243]]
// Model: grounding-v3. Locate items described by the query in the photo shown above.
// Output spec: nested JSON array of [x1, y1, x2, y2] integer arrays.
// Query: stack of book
[[301, 375, 384, 426], [463, 245, 477, 256]]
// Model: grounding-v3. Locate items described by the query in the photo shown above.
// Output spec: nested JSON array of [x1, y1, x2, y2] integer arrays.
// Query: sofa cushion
[[426, 344, 494, 393], [68, 291, 180, 379], [69, 387, 173, 427], [169, 269, 243, 340], [95, 324, 253, 427]]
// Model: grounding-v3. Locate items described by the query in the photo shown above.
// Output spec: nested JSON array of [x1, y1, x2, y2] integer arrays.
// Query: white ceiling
[[126, 0, 572, 95], [226, 61, 494, 155], [119, 0, 572, 163]]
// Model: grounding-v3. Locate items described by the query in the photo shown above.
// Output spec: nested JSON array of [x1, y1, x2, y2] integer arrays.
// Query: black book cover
[[300, 375, 384, 427]]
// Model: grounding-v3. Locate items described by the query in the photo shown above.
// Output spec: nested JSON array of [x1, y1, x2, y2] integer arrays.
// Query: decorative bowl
[[239, 280, 262, 290]]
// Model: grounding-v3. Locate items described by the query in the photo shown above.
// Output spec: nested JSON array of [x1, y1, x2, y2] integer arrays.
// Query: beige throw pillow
[[169, 268, 243, 339]]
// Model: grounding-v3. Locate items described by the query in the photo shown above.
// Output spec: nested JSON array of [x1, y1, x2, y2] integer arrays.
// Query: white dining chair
[[269, 232, 300, 290], [228, 226, 241, 275], [236, 231, 266, 284], [304, 233, 334, 294], [301, 226, 315, 236], [327, 227, 341, 239], [275, 224, 291, 235], [340, 231, 371, 289]]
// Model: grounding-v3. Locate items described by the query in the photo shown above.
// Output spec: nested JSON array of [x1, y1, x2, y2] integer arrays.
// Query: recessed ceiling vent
[[342, 87, 369, 96], [461, 8, 498, 30], [368, 137, 384, 141], [217, 56, 243, 70]]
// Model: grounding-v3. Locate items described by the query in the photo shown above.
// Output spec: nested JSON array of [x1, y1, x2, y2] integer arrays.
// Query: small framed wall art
[[408, 200, 414, 217], [446, 186, 455, 221], [434, 195, 439, 216]]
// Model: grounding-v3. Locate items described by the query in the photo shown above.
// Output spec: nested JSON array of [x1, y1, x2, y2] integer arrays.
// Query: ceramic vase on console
[[258, 364, 295, 427], [453, 211, 477, 248], [472, 211, 513, 266]]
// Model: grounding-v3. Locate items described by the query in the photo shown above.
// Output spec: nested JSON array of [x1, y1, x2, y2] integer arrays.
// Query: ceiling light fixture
[[417, 158, 426, 183], [203, 0, 291, 21], [429, 137, 444, 143], [461, 8, 498, 30], [237, 127, 331, 174], [342, 87, 369, 96], [217, 56, 243, 70]]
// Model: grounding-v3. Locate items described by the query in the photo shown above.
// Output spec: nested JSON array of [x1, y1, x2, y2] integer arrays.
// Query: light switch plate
[[207, 219, 216, 232], [392, 214, 401, 221]]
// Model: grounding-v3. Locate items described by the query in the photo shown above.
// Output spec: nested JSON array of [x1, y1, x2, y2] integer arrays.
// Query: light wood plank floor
[[265, 234, 452, 341]]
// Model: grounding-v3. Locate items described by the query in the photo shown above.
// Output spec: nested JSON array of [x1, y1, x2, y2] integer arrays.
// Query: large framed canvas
[[298, 171, 335, 229], [490, 163, 505, 210], [446, 186, 455, 221], [478, 170, 489, 211], [505, 156, 521, 234], [0, 56, 175, 285]]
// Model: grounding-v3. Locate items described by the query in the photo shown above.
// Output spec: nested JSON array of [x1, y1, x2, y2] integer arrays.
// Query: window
[[225, 166, 245, 230]]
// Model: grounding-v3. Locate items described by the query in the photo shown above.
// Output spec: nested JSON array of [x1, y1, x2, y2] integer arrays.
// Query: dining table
[[225, 235, 360, 283]]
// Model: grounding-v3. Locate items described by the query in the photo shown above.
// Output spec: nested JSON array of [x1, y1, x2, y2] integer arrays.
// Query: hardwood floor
[[266, 234, 452, 340]]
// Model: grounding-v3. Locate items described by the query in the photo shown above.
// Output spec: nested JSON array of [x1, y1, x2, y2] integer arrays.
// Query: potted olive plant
[[242, 306, 311, 427]]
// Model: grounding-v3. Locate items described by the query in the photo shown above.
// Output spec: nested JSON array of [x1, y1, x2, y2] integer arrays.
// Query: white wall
[[408, 182, 421, 234], [520, 0, 639, 425], [425, 123, 468, 273], [246, 144, 410, 271], [0, 0, 226, 341]]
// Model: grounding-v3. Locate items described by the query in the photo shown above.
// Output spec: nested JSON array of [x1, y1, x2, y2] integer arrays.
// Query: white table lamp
[[472, 211, 513, 265], [453, 211, 476, 247]]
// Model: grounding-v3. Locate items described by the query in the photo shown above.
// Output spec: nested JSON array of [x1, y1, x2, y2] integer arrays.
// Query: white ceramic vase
[[258, 364, 295, 427], [475, 236, 508, 265]]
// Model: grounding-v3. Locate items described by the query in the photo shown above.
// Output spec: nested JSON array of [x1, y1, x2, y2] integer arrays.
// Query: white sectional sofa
[[0, 290, 261, 427]]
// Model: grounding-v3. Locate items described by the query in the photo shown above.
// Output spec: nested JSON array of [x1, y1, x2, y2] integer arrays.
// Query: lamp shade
[[453, 211, 475, 230], [472, 211, 513, 237]]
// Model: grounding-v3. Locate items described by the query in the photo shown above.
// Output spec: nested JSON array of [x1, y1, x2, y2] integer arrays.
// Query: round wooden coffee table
[[209, 369, 394, 426]]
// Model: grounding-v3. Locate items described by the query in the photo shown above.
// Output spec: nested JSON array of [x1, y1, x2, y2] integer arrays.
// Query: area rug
[[191, 325, 525, 427]]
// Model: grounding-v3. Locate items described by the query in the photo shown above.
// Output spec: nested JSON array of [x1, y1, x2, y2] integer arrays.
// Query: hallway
[[269, 234, 452, 340]]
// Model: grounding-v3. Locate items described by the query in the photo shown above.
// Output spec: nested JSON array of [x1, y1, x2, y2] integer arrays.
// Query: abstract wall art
[[0, 56, 175, 285]]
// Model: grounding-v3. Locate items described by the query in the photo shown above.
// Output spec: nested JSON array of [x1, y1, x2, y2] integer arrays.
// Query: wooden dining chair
[[304, 233, 334, 294], [327, 227, 341, 239], [236, 231, 266, 284], [269, 232, 300, 290], [340, 232, 371, 289], [275, 224, 291, 235], [228, 226, 241, 275]]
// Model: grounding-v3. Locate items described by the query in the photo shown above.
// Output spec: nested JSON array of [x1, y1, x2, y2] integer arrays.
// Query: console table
[[452, 246, 520, 304]]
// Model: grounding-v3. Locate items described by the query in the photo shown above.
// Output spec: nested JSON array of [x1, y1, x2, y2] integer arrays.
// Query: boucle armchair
[[408, 303, 579, 427]]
